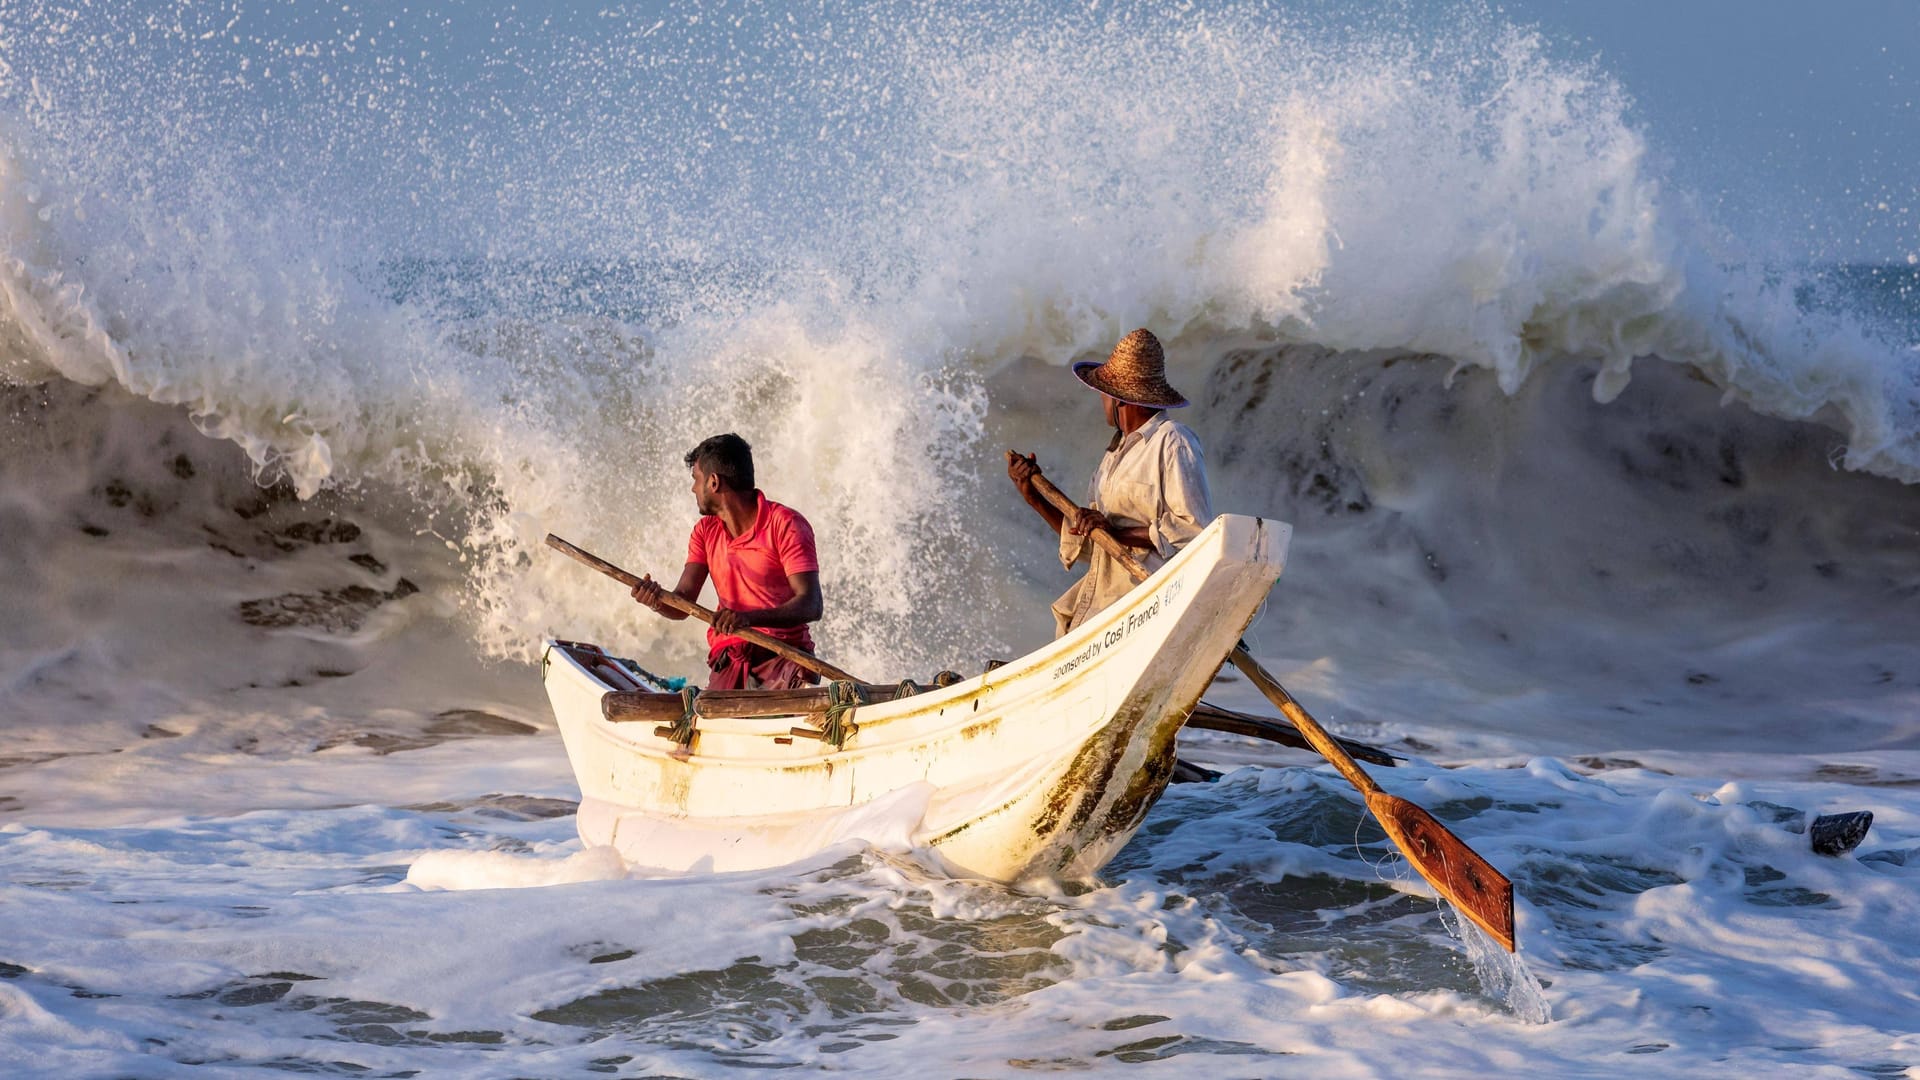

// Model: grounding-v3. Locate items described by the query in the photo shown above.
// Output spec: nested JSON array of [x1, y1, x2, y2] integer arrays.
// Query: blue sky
[[1500, 0, 1918, 262]]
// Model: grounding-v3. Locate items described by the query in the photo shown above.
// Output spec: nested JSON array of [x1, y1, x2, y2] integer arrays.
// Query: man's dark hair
[[685, 433, 755, 492]]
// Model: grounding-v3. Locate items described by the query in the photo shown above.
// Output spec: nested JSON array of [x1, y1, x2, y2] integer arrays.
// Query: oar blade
[[1368, 792, 1515, 952]]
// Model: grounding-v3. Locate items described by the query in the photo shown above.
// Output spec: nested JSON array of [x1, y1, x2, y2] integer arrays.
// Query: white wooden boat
[[539, 513, 1289, 886]]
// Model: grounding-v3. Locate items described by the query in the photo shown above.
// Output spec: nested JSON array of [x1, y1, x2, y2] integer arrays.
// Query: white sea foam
[[405, 845, 630, 891]]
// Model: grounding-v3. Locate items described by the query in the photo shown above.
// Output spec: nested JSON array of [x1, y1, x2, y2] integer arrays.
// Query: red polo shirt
[[687, 491, 820, 661]]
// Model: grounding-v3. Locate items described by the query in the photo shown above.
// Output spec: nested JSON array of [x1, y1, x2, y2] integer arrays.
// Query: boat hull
[[541, 513, 1289, 886]]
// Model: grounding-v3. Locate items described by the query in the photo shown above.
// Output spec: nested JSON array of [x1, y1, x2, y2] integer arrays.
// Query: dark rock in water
[[0, 751, 71, 770], [1747, 800, 1808, 830], [95, 477, 165, 517], [349, 553, 388, 575], [405, 792, 575, 820], [320, 710, 537, 757], [428, 709, 537, 738], [236, 580, 422, 632], [1576, 755, 1666, 775], [1810, 811, 1873, 857], [268, 519, 363, 550], [238, 585, 384, 631], [317, 730, 420, 755], [1751, 801, 1873, 856], [231, 480, 301, 521]]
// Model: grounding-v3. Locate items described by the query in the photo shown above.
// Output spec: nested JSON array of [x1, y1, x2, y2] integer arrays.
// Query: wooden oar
[[1022, 470, 1516, 951], [544, 534, 862, 684]]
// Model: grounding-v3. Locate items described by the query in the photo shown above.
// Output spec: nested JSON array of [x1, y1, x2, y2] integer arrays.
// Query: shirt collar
[[724, 490, 769, 544], [1109, 411, 1168, 459]]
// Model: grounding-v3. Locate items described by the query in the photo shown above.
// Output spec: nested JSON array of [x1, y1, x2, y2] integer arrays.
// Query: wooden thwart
[[1022, 469, 1516, 952]]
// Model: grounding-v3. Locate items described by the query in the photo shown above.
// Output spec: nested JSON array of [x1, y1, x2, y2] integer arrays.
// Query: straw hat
[[1072, 328, 1188, 409]]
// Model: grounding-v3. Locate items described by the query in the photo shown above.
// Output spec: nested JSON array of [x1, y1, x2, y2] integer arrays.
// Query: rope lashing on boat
[[653, 686, 700, 748], [817, 679, 866, 749], [890, 672, 964, 696]]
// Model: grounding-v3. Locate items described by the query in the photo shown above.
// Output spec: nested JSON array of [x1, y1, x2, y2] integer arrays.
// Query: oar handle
[[1023, 471, 1379, 794], [544, 534, 861, 684], [1025, 471, 1155, 579]]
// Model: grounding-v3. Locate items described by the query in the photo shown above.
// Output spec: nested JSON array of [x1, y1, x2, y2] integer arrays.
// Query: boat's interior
[[552, 639, 659, 693], [550, 639, 952, 720]]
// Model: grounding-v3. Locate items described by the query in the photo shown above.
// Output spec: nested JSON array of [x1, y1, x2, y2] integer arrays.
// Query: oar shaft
[[1225, 647, 1379, 794], [544, 534, 860, 684], [1026, 473, 1154, 580]]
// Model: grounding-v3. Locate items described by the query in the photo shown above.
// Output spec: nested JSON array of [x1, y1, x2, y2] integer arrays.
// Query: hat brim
[[1072, 360, 1190, 409]]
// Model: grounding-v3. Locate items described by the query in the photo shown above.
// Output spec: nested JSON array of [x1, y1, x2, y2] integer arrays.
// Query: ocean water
[[3, 2, 1918, 1076]]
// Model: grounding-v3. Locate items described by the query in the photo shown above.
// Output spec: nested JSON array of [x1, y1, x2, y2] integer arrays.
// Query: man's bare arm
[[712, 570, 822, 635], [631, 562, 709, 621]]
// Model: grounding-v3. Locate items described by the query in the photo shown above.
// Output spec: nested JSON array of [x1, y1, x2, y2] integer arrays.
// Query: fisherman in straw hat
[[1007, 328, 1214, 637]]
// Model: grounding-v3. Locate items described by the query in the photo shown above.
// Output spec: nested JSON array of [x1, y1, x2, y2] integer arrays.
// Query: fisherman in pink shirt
[[629, 433, 825, 690]]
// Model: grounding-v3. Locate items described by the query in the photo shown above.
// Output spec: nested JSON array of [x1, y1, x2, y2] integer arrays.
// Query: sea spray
[[4, 1, 1919, 681]]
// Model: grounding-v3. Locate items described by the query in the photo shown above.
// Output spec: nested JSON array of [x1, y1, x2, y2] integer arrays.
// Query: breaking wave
[[0, 0, 1914, 676]]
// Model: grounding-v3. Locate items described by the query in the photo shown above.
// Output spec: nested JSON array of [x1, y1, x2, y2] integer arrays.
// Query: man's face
[[1102, 393, 1120, 428], [690, 463, 720, 516]]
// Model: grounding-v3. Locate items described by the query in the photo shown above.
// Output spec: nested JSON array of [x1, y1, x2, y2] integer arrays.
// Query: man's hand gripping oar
[[544, 534, 861, 684], [1019, 467, 1517, 952]]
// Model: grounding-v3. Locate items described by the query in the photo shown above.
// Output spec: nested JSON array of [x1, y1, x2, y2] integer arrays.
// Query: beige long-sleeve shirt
[[1052, 412, 1213, 637]]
